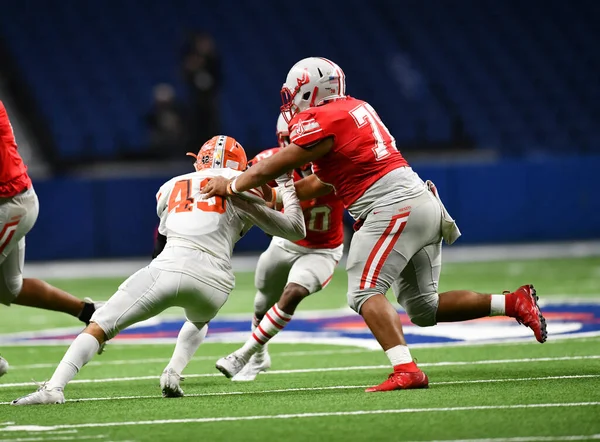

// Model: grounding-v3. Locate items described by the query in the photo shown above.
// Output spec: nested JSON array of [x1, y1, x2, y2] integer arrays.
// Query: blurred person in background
[[145, 83, 188, 159], [0, 101, 101, 377], [182, 31, 222, 150]]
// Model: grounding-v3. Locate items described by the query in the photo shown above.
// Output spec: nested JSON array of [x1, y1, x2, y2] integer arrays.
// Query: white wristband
[[230, 178, 241, 195], [274, 187, 283, 204]]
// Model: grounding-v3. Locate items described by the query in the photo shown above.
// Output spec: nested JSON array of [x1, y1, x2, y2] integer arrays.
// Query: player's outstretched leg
[[161, 321, 208, 397], [436, 284, 547, 343], [11, 323, 106, 405], [13, 278, 100, 325], [216, 283, 309, 380], [358, 294, 429, 392]]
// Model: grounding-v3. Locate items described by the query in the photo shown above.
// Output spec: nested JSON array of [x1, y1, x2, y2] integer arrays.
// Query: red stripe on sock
[[257, 325, 273, 339], [265, 313, 284, 329], [272, 307, 291, 322], [252, 333, 266, 345]]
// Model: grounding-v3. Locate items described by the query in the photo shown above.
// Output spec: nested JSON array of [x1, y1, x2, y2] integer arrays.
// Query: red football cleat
[[365, 363, 429, 392], [505, 284, 547, 343]]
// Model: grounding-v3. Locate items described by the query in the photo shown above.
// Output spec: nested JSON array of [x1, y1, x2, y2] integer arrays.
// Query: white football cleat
[[11, 384, 65, 406], [160, 368, 184, 398], [0, 356, 8, 377], [232, 348, 271, 382], [215, 353, 248, 379], [84, 297, 107, 355]]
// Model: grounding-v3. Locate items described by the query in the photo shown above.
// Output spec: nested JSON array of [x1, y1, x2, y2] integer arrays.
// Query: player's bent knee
[[281, 283, 310, 303], [347, 289, 379, 314], [404, 293, 439, 327], [85, 322, 109, 344], [254, 290, 280, 315], [0, 275, 23, 306]]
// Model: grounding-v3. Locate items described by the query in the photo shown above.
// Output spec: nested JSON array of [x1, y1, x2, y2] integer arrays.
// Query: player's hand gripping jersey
[[249, 148, 344, 250], [289, 97, 425, 220]]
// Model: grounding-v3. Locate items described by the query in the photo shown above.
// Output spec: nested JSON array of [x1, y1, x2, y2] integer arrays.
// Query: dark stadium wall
[[23, 155, 598, 261]]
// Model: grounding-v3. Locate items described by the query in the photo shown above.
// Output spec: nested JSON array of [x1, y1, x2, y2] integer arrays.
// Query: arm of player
[[201, 137, 334, 198], [271, 174, 333, 209], [233, 183, 306, 241], [156, 184, 170, 217], [291, 174, 333, 201], [152, 185, 170, 259]]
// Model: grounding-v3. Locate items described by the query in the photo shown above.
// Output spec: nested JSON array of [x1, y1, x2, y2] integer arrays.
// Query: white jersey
[[152, 168, 305, 292]]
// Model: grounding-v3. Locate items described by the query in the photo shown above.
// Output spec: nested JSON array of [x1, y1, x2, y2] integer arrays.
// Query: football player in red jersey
[[0, 101, 101, 376], [203, 58, 547, 392], [215, 115, 345, 381]]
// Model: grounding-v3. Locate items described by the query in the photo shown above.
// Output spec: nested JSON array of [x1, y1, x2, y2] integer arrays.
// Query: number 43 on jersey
[[168, 178, 226, 214]]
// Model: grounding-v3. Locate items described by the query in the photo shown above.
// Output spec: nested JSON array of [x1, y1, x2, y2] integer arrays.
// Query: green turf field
[[1, 256, 600, 441]]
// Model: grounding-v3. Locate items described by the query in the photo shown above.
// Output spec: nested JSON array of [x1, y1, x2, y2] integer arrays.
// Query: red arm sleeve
[[289, 113, 327, 148]]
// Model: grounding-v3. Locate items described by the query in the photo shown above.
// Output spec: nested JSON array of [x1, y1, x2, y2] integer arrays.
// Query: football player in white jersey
[[12, 135, 306, 405]]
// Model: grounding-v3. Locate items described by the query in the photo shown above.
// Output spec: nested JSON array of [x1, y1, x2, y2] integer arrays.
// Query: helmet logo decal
[[212, 135, 226, 168], [297, 69, 310, 87], [201, 155, 210, 164]]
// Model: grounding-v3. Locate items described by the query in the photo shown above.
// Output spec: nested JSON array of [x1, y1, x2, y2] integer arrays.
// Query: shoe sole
[[529, 285, 548, 343], [11, 398, 65, 405], [215, 362, 234, 379], [365, 375, 429, 392], [232, 365, 270, 382], [162, 386, 184, 398]]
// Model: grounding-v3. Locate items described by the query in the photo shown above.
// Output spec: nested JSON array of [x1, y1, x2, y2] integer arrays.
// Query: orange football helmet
[[187, 135, 248, 172]]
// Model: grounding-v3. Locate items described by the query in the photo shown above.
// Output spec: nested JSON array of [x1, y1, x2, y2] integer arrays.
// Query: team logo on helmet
[[297, 69, 310, 87]]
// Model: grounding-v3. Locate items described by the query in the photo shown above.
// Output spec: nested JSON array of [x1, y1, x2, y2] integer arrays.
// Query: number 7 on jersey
[[350, 103, 397, 160]]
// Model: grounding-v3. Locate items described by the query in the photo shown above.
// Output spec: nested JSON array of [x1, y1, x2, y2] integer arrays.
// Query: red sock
[[393, 361, 420, 373], [505, 292, 518, 317]]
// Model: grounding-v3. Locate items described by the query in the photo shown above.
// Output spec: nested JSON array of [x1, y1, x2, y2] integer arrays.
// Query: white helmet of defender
[[280, 57, 346, 123], [276, 113, 290, 148]]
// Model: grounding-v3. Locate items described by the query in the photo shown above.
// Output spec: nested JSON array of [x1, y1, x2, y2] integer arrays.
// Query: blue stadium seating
[[0, 0, 598, 160]]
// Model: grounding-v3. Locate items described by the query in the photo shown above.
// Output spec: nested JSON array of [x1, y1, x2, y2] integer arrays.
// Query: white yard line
[[404, 435, 600, 442], [1, 355, 598, 389], [10, 349, 370, 370], [1, 375, 598, 406], [0, 436, 105, 442], [1, 403, 599, 432]]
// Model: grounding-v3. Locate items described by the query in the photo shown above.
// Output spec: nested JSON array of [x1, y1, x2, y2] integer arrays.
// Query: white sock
[[47, 333, 100, 390], [237, 304, 291, 359], [250, 316, 268, 357], [490, 294, 506, 316], [385, 345, 413, 366], [166, 321, 208, 374]]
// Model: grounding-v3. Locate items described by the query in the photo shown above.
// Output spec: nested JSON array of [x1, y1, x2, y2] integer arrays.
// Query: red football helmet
[[187, 135, 248, 172]]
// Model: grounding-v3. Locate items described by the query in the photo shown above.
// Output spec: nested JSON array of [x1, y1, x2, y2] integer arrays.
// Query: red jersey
[[250, 148, 345, 250], [0, 101, 31, 197], [289, 96, 408, 209]]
